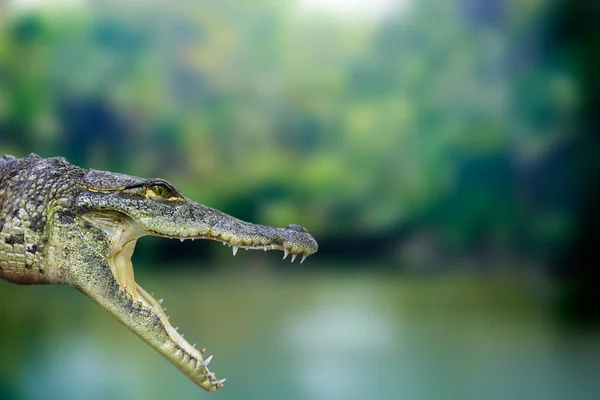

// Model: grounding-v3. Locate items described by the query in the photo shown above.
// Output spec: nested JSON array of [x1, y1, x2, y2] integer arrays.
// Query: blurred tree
[[0, 0, 588, 271]]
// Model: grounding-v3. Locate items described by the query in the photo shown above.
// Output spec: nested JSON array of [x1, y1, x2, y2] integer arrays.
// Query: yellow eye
[[150, 184, 172, 198]]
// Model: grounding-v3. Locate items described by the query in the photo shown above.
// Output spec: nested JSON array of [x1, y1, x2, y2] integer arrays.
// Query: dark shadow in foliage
[[549, 0, 600, 326], [58, 94, 130, 171], [0, 379, 22, 400]]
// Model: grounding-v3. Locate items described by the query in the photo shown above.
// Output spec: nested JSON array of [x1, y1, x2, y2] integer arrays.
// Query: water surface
[[1, 265, 599, 400]]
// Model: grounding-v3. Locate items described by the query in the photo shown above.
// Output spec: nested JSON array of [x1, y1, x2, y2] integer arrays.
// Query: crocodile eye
[[150, 184, 172, 198]]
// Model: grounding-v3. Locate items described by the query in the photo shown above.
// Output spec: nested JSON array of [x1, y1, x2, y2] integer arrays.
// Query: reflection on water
[[21, 337, 146, 400], [282, 282, 399, 400], [1, 265, 599, 400]]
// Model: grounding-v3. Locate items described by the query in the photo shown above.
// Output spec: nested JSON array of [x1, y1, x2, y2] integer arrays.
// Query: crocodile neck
[[0, 154, 84, 284]]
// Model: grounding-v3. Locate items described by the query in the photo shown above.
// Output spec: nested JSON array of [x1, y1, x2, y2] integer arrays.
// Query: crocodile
[[0, 153, 318, 392]]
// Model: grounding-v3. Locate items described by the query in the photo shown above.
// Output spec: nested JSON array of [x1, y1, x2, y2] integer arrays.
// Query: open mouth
[[86, 210, 317, 391]]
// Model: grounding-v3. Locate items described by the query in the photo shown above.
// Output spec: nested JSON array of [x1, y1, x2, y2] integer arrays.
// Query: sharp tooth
[[217, 378, 226, 387], [191, 238, 195, 241], [223, 242, 226, 245], [193, 343, 196, 348], [291, 254, 297, 262], [158, 298, 164, 304], [180, 237, 185, 242], [156, 313, 162, 319], [200, 355, 213, 368], [283, 249, 289, 260], [175, 327, 179, 331], [301, 255, 307, 264], [264, 245, 267, 251], [181, 334, 185, 338], [232, 246, 238, 256]]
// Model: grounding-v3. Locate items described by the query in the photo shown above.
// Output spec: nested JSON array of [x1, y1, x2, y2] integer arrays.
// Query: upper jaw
[[137, 201, 318, 261], [78, 192, 318, 258], [149, 224, 318, 262]]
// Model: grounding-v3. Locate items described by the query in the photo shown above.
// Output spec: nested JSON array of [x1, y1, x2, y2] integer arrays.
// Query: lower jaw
[[110, 241, 205, 363], [103, 268, 223, 390]]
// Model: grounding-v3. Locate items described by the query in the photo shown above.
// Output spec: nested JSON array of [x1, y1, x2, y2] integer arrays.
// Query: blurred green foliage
[[1, 3, 599, 399], [0, 0, 584, 267]]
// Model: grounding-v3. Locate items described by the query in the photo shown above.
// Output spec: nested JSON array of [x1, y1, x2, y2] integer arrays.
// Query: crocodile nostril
[[286, 224, 308, 232]]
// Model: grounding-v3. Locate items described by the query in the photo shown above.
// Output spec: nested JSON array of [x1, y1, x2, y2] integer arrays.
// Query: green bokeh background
[[1, 1, 599, 399]]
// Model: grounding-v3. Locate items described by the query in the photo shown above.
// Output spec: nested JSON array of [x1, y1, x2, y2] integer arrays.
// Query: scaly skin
[[0, 153, 318, 391]]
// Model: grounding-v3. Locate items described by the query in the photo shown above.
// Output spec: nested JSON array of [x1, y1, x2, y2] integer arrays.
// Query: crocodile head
[[62, 168, 317, 391]]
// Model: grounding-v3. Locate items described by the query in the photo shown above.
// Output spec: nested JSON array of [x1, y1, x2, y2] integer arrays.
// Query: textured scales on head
[[0, 153, 318, 392]]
